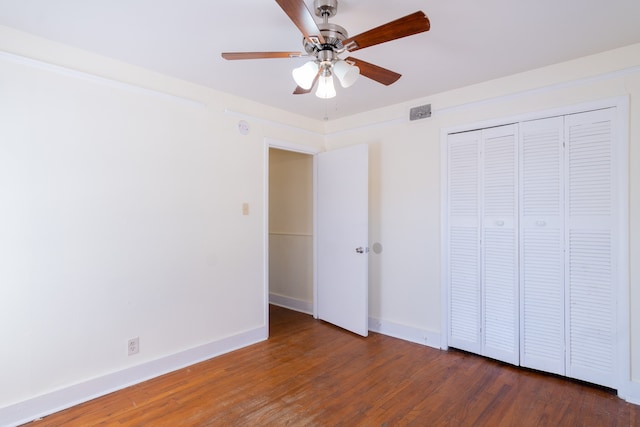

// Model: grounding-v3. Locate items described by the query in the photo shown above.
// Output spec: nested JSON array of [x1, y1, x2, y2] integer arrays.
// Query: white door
[[316, 144, 369, 336], [446, 130, 482, 354], [519, 116, 566, 375], [481, 124, 519, 365], [564, 108, 617, 388], [446, 125, 519, 364]]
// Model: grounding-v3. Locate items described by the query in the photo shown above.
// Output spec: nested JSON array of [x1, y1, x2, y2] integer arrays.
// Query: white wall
[[0, 26, 323, 424], [326, 43, 640, 399], [268, 149, 314, 312]]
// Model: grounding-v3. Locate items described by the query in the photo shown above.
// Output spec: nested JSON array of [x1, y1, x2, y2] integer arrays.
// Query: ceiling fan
[[221, 0, 430, 99]]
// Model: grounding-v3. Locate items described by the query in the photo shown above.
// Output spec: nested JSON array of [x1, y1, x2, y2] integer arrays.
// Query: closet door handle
[[496, 220, 505, 226], [536, 220, 546, 226]]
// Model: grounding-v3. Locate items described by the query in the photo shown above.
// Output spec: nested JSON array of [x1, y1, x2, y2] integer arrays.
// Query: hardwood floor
[[26, 305, 639, 426]]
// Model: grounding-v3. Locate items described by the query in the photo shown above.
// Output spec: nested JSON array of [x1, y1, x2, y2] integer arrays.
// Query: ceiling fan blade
[[293, 86, 312, 95], [275, 0, 326, 45], [221, 51, 302, 60], [346, 57, 401, 86], [343, 11, 430, 52]]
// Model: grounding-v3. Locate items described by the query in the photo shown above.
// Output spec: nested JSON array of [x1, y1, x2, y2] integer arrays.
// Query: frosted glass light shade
[[292, 61, 319, 90], [333, 60, 360, 88], [315, 75, 336, 99]]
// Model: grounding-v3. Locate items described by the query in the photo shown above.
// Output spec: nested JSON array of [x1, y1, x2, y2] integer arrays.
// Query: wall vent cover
[[410, 104, 432, 121]]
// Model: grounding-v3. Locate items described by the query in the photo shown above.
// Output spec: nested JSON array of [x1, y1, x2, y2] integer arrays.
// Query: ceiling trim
[[0, 50, 207, 109], [224, 109, 323, 137], [435, 65, 640, 118]]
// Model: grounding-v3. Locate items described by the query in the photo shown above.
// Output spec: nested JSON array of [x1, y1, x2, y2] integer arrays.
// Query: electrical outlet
[[128, 337, 139, 356]]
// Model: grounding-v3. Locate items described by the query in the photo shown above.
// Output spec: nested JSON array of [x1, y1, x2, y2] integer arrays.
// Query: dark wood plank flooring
[[25, 305, 639, 426]]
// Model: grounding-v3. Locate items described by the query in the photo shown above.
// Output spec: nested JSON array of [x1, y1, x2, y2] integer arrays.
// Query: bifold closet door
[[481, 125, 519, 365], [447, 125, 519, 364], [519, 109, 618, 389], [448, 107, 620, 389], [447, 130, 482, 354], [565, 108, 617, 388], [519, 116, 566, 375]]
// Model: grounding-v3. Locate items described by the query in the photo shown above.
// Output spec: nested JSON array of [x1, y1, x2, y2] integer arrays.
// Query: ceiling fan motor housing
[[303, 22, 349, 56]]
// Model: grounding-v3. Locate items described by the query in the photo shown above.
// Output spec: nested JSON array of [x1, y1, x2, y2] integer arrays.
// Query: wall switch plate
[[242, 202, 250, 216], [128, 337, 139, 356]]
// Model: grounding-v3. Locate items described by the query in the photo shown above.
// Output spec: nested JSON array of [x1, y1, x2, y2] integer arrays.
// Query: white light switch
[[242, 202, 250, 215]]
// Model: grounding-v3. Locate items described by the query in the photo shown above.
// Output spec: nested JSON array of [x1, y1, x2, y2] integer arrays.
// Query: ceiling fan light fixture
[[224, 2, 430, 102], [316, 74, 336, 99], [332, 59, 360, 88], [292, 61, 319, 90]]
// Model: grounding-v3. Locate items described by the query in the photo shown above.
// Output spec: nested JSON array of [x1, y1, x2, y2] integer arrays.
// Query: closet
[[444, 107, 619, 389]]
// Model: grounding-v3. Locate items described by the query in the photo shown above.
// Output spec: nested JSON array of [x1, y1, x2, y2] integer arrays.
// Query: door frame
[[439, 96, 630, 398], [264, 138, 322, 331]]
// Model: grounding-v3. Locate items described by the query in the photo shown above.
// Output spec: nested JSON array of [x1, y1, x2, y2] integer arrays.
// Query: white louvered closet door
[[447, 130, 482, 354], [481, 125, 519, 364], [519, 116, 566, 375], [565, 108, 617, 388]]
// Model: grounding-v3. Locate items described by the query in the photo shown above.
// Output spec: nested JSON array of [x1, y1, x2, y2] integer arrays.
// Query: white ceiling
[[1, 0, 640, 120]]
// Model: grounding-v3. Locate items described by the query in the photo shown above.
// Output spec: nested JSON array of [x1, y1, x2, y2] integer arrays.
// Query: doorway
[[265, 140, 370, 337], [268, 147, 315, 315]]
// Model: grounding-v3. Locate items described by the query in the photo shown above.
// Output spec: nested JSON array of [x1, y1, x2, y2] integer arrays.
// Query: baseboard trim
[[0, 326, 267, 427], [269, 293, 313, 315], [620, 381, 640, 406], [368, 317, 441, 350]]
